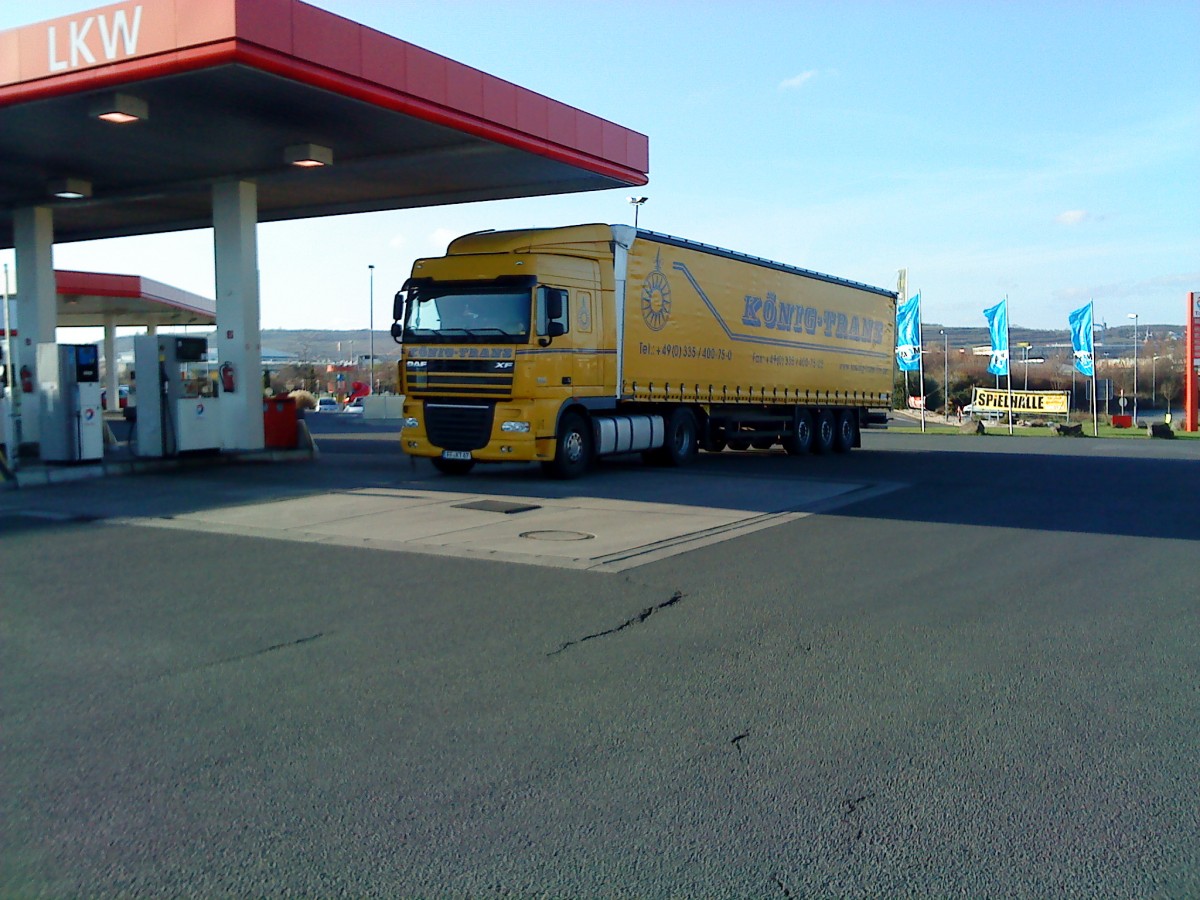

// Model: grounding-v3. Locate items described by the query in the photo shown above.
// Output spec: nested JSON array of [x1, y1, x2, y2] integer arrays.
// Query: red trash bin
[[1112, 414, 1133, 428], [263, 396, 299, 448]]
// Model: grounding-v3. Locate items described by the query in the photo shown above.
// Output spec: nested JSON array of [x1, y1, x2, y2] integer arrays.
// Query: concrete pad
[[117, 477, 895, 572]]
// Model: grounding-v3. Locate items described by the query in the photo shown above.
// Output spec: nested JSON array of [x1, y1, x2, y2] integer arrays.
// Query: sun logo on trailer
[[641, 251, 672, 332]]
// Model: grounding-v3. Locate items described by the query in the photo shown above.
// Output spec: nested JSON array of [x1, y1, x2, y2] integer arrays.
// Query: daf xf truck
[[390, 224, 896, 478]]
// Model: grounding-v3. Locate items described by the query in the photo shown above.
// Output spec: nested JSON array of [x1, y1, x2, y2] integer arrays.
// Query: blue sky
[[2, 0, 1197, 333]]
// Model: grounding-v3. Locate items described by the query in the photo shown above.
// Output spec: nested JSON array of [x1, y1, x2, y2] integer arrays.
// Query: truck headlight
[[402, 417, 419, 429], [501, 420, 530, 433]]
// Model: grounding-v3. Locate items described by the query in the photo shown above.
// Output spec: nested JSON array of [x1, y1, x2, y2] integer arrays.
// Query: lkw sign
[[46, 5, 143, 72], [1, 2, 194, 87]]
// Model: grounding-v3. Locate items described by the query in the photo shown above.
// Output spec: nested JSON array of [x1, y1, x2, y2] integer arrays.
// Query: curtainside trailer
[[391, 224, 896, 478]]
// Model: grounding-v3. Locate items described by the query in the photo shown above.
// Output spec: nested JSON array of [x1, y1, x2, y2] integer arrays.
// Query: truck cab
[[393, 226, 614, 476]]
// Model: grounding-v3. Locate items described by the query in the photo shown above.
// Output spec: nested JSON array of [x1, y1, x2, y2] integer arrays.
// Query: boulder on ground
[[1055, 423, 1084, 437], [1148, 422, 1175, 439], [961, 420, 986, 435]]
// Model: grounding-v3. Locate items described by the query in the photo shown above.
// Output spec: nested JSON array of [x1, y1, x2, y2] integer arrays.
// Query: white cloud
[[428, 228, 459, 254], [1055, 210, 1089, 225], [779, 71, 817, 91]]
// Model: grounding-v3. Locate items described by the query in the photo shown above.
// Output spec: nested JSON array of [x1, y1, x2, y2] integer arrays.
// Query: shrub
[[289, 390, 317, 411]]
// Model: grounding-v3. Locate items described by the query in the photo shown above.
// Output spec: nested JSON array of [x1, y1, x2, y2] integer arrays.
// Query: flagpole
[[1091, 300, 1099, 436], [917, 291, 926, 432], [1006, 295, 1013, 435], [898, 269, 908, 404]]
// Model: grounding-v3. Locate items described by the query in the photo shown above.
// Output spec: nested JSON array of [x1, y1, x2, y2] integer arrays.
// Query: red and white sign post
[[1186, 291, 1199, 432]]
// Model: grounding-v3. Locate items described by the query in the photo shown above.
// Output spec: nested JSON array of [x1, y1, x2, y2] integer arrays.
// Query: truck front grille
[[405, 358, 514, 397], [425, 402, 494, 451]]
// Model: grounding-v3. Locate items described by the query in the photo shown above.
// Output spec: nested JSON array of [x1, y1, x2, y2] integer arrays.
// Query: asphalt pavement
[[2, 422, 1198, 897]]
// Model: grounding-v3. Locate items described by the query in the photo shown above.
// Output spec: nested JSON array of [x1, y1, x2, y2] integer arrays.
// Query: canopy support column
[[103, 315, 119, 415], [213, 180, 264, 451], [14, 206, 56, 447]]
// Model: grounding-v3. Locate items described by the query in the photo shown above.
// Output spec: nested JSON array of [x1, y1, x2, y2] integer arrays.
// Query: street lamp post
[[940, 329, 949, 420], [1127, 312, 1138, 422], [628, 196, 647, 228], [368, 264, 376, 394], [1022, 345, 1031, 390]]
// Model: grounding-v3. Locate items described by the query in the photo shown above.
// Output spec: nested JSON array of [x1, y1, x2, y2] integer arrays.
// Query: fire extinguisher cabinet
[[263, 396, 298, 448]]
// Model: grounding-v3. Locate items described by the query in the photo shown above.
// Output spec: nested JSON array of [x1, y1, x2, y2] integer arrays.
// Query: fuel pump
[[36, 343, 104, 463], [133, 335, 220, 457], [0, 344, 9, 461]]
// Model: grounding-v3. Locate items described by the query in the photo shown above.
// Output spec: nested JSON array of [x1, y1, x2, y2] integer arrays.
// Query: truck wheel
[[813, 409, 836, 454], [432, 457, 475, 475], [546, 410, 593, 479], [663, 407, 698, 466], [783, 409, 813, 455], [834, 409, 858, 453], [728, 438, 750, 451], [751, 439, 775, 450]]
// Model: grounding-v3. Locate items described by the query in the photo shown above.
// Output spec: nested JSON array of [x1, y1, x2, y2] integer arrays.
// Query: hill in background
[[110, 321, 1182, 362]]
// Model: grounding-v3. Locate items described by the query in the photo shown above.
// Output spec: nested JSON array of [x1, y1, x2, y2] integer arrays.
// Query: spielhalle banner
[[971, 387, 1069, 414]]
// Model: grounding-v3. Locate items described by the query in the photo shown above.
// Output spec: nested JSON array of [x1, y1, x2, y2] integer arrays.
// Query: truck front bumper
[[399, 398, 555, 463]]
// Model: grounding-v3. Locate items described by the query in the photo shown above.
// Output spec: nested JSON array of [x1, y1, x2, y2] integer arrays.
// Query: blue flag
[[895, 293, 921, 372], [983, 299, 1009, 376], [1068, 302, 1094, 377]]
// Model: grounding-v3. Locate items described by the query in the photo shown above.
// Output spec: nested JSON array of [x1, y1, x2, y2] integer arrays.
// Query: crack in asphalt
[[843, 791, 875, 842], [241, 632, 326, 659], [547, 591, 685, 656], [843, 791, 875, 816], [731, 731, 750, 756], [151, 632, 329, 682]]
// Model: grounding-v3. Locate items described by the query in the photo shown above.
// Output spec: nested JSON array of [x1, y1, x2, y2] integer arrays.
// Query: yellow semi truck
[[390, 224, 896, 478]]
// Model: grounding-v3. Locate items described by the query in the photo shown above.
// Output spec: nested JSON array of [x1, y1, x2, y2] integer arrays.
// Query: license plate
[[442, 450, 471, 461]]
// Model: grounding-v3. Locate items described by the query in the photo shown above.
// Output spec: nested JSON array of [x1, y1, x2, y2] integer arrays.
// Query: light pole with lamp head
[[628, 196, 647, 228], [1152, 354, 1162, 413], [940, 329, 949, 420], [1127, 312, 1138, 422], [368, 264, 376, 394]]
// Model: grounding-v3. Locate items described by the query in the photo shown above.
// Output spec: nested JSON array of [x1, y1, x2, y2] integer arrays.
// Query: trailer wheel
[[728, 438, 750, 451], [783, 409, 814, 456], [545, 410, 593, 479], [752, 439, 776, 450], [834, 409, 858, 453], [813, 409, 836, 454], [667, 408, 699, 465], [648, 407, 698, 466], [432, 457, 476, 476]]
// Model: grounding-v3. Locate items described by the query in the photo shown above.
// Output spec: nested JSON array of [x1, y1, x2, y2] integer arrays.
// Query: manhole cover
[[454, 500, 541, 514], [520, 530, 595, 542]]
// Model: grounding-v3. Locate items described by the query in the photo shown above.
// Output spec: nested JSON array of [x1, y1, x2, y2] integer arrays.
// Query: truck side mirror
[[392, 291, 405, 320], [390, 322, 404, 343], [539, 321, 566, 347]]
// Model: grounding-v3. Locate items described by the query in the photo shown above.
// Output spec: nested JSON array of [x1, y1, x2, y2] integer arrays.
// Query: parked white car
[[313, 397, 340, 414], [343, 397, 365, 414]]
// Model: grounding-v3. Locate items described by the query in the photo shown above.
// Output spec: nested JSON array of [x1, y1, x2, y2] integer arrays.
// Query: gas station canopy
[[0, 0, 650, 247], [54, 269, 215, 327]]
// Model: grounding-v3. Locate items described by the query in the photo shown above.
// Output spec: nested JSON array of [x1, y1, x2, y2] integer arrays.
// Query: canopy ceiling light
[[284, 143, 333, 168], [89, 92, 148, 124], [48, 177, 92, 199]]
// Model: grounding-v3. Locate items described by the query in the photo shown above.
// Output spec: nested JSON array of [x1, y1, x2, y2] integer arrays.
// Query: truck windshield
[[404, 283, 532, 344]]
